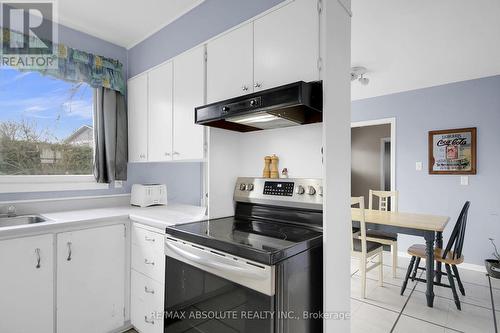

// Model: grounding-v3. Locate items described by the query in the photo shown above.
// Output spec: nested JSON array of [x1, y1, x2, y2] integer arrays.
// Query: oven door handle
[[165, 240, 269, 280]]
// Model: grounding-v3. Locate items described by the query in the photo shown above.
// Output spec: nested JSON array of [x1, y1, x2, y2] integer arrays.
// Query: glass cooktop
[[166, 217, 323, 265]]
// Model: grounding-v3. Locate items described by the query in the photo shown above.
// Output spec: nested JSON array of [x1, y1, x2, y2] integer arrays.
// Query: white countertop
[[0, 203, 207, 238]]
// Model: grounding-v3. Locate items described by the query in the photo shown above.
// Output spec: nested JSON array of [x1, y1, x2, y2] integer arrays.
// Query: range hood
[[195, 81, 323, 132]]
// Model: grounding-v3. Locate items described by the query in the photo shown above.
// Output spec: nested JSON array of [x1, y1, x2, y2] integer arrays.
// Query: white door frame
[[351, 117, 396, 191]]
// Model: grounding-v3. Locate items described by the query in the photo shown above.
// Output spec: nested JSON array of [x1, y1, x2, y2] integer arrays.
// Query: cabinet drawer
[[131, 243, 165, 283], [132, 224, 164, 252], [131, 269, 164, 312], [131, 271, 164, 333]]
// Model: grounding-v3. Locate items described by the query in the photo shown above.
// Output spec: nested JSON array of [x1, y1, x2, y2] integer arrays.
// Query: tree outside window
[[0, 68, 94, 176]]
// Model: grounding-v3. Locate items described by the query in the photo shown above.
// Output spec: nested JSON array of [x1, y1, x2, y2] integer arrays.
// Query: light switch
[[415, 162, 423, 171], [460, 176, 469, 186]]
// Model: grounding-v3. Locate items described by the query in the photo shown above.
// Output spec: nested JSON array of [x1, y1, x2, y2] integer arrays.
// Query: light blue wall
[[352, 75, 500, 265], [128, 0, 285, 77], [58, 24, 127, 76], [127, 163, 203, 206]]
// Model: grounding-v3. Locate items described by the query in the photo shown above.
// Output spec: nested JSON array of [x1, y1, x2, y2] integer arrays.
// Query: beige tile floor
[[126, 256, 498, 333], [351, 255, 499, 333]]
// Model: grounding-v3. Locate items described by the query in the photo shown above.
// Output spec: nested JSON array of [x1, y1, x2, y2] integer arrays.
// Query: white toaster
[[130, 184, 167, 207]]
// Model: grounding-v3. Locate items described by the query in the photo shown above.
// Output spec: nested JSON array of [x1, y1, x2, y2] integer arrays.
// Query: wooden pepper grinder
[[263, 156, 272, 178], [270, 154, 279, 179]]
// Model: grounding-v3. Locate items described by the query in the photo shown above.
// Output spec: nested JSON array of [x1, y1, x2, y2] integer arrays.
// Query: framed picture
[[428, 127, 477, 174]]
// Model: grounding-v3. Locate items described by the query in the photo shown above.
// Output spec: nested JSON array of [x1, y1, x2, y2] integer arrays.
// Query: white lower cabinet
[[57, 224, 126, 333], [131, 270, 164, 333], [130, 223, 165, 333], [0, 234, 54, 333]]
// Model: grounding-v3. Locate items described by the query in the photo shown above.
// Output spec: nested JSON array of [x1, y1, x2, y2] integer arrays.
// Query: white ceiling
[[352, 0, 500, 100], [58, 0, 204, 49]]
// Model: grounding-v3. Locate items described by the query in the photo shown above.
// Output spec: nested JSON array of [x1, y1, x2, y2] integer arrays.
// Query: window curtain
[[93, 87, 128, 183], [1, 28, 126, 95]]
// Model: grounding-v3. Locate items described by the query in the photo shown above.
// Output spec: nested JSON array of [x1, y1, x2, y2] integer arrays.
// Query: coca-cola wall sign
[[428, 127, 477, 174]]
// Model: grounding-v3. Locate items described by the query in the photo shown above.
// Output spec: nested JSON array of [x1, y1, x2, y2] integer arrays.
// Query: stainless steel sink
[[0, 215, 49, 228]]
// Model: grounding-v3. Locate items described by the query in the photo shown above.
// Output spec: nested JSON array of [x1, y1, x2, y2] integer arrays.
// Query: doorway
[[351, 118, 396, 201]]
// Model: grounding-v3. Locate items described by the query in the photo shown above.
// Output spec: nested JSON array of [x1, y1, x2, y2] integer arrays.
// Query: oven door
[[165, 236, 276, 333]]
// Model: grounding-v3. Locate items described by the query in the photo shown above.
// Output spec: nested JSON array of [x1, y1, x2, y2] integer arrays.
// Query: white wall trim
[[0, 175, 109, 193], [351, 117, 396, 191]]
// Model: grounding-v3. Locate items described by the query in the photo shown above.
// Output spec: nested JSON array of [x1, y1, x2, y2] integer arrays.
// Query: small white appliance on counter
[[130, 184, 167, 207]]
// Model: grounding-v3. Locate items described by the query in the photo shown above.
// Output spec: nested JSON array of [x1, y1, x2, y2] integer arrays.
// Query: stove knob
[[295, 185, 305, 195], [239, 183, 247, 191], [246, 183, 254, 191], [307, 186, 316, 195], [318, 186, 323, 196]]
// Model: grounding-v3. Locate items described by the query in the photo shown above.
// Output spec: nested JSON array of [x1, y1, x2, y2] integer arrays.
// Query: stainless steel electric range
[[164, 177, 323, 333]]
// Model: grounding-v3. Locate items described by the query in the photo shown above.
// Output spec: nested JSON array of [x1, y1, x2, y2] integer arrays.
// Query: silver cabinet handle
[[172, 151, 180, 156], [144, 259, 155, 266], [164, 152, 171, 156], [144, 316, 155, 325], [144, 286, 155, 294], [242, 85, 249, 91], [35, 248, 41, 269], [67, 242, 72, 261], [144, 236, 155, 242], [254, 82, 262, 88]]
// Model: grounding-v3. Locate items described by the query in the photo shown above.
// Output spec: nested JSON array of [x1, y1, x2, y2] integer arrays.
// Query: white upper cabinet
[[173, 46, 206, 160], [57, 224, 126, 333], [128, 73, 149, 162], [254, 0, 320, 91], [207, 23, 254, 103], [148, 61, 173, 161], [0, 234, 54, 333]]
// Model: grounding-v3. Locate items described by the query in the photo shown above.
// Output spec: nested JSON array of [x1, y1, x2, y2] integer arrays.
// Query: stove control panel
[[234, 177, 323, 210], [263, 181, 294, 196]]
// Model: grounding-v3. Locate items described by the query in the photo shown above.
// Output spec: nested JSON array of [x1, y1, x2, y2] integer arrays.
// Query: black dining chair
[[400, 201, 470, 310]]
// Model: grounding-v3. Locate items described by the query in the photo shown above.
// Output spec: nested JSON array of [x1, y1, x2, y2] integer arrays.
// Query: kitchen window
[[0, 67, 107, 192]]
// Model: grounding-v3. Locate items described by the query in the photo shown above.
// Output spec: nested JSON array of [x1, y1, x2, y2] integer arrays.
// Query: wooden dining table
[[351, 208, 450, 308]]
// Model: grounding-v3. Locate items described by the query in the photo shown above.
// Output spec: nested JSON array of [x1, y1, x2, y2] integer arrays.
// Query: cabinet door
[[149, 61, 173, 162], [173, 46, 205, 160], [57, 224, 126, 333], [207, 23, 254, 103], [254, 0, 319, 90], [128, 73, 149, 162], [0, 234, 54, 333], [131, 270, 164, 333]]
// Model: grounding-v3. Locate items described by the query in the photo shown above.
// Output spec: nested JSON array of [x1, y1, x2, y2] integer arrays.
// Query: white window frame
[[0, 175, 109, 193]]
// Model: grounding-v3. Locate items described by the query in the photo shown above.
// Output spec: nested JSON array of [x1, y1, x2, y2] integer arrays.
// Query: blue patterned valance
[[1, 28, 126, 95]]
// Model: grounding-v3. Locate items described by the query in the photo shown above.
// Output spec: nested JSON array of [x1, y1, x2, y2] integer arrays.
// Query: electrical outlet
[[460, 176, 469, 186], [415, 162, 423, 171], [114, 180, 123, 188]]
